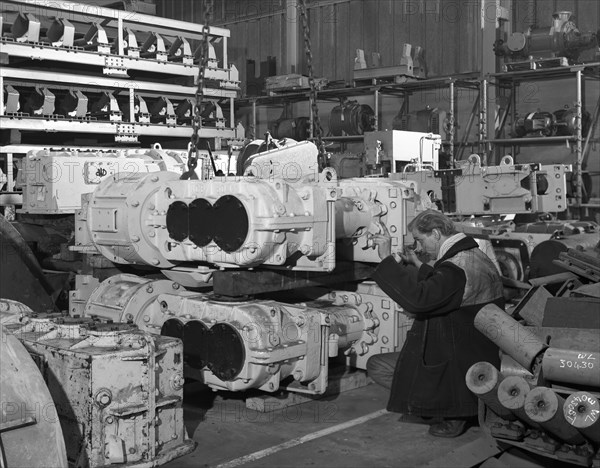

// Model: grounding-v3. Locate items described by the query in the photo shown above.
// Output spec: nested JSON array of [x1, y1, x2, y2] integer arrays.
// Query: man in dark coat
[[368, 210, 504, 438]]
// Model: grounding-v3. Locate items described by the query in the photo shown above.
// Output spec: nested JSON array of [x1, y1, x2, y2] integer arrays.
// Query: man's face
[[411, 228, 441, 260]]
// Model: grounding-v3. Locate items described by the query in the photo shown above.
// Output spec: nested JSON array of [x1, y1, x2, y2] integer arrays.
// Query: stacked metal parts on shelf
[[0, 0, 241, 143], [0, 0, 244, 213], [467, 246, 600, 467]]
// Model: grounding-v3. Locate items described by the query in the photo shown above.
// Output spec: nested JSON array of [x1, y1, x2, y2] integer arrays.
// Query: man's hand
[[399, 248, 423, 268], [371, 224, 392, 261]]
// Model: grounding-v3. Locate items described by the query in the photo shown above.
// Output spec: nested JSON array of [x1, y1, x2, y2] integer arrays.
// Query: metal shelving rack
[[0, 0, 244, 211], [485, 63, 600, 209], [236, 73, 482, 162]]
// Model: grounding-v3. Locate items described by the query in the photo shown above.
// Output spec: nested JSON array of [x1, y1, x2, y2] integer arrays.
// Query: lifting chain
[[181, 0, 214, 180], [298, 0, 327, 170]]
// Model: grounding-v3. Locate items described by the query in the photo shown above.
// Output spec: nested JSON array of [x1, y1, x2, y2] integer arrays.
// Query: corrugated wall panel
[[377, 0, 394, 67], [156, 0, 597, 83]]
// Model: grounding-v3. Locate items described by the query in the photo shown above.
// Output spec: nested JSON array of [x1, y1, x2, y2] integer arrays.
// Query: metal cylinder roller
[[497, 375, 541, 429], [474, 304, 547, 371], [542, 348, 600, 388], [524, 386, 587, 445], [465, 362, 516, 420], [563, 391, 600, 444]]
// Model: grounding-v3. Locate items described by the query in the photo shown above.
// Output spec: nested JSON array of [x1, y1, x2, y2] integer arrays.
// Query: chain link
[[182, 0, 214, 180], [298, 0, 326, 170]]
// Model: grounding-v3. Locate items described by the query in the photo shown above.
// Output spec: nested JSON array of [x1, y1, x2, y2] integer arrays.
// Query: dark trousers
[[366, 352, 400, 390]]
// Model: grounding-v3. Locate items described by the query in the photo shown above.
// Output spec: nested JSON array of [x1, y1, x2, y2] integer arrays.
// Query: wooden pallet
[[502, 56, 569, 72], [245, 366, 373, 412]]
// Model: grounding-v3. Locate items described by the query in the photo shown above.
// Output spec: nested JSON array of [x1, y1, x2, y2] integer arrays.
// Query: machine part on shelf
[[23, 86, 55, 116], [90, 90, 122, 121], [554, 107, 592, 137], [175, 99, 194, 124], [17, 147, 188, 214], [271, 117, 311, 141], [329, 100, 375, 136], [465, 362, 516, 420], [474, 304, 547, 371], [513, 111, 556, 138], [150, 96, 177, 125], [397, 156, 571, 214], [140, 31, 168, 61], [57, 89, 88, 118], [122, 94, 151, 123], [0, 2, 240, 88], [542, 348, 600, 388], [74, 22, 111, 53], [240, 139, 319, 181], [6, 318, 195, 467], [11, 12, 41, 42], [0, 325, 68, 468], [353, 43, 426, 82], [524, 386, 588, 446], [564, 391, 600, 444], [392, 106, 447, 137], [2, 84, 20, 114], [364, 130, 441, 173], [493, 11, 599, 62], [46, 17, 75, 47], [122, 26, 140, 57], [167, 36, 193, 65], [496, 375, 541, 429]]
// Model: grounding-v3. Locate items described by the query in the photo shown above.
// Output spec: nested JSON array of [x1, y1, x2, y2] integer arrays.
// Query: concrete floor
[[165, 381, 486, 468]]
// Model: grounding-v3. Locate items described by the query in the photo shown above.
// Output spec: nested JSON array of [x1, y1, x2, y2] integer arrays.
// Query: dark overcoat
[[372, 236, 504, 418]]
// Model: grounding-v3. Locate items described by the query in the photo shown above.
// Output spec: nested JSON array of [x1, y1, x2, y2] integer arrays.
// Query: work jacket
[[373, 236, 504, 417]]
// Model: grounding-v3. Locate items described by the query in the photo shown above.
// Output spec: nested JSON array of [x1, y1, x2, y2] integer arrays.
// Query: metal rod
[[497, 375, 541, 429], [474, 304, 547, 371], [485, 136, 577, 144], [542, 348, 600, 388], [465, 362, 516, 420], [563, 391, 600, 444], [524, 386, 587, 445]]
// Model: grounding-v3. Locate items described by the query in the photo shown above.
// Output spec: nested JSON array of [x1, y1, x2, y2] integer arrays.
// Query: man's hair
[[407, 210, 457, 236]]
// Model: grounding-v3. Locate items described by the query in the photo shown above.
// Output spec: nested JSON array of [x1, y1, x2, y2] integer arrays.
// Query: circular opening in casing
[[212, 195, 249, 253], [189, 198, 213, 247], [205, 323, 245, 381], [182, 320, 210, 369], [166, 201, 189, 242]]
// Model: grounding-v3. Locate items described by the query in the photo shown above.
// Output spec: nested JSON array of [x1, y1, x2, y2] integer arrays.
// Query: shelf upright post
[[448, 80, 455, 165], [374, 87, 379, 131], [117, 18, 124, 56], [251, 99, 257, 139], [481, 79, 488, 164], [575, 68, 583, 208]]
